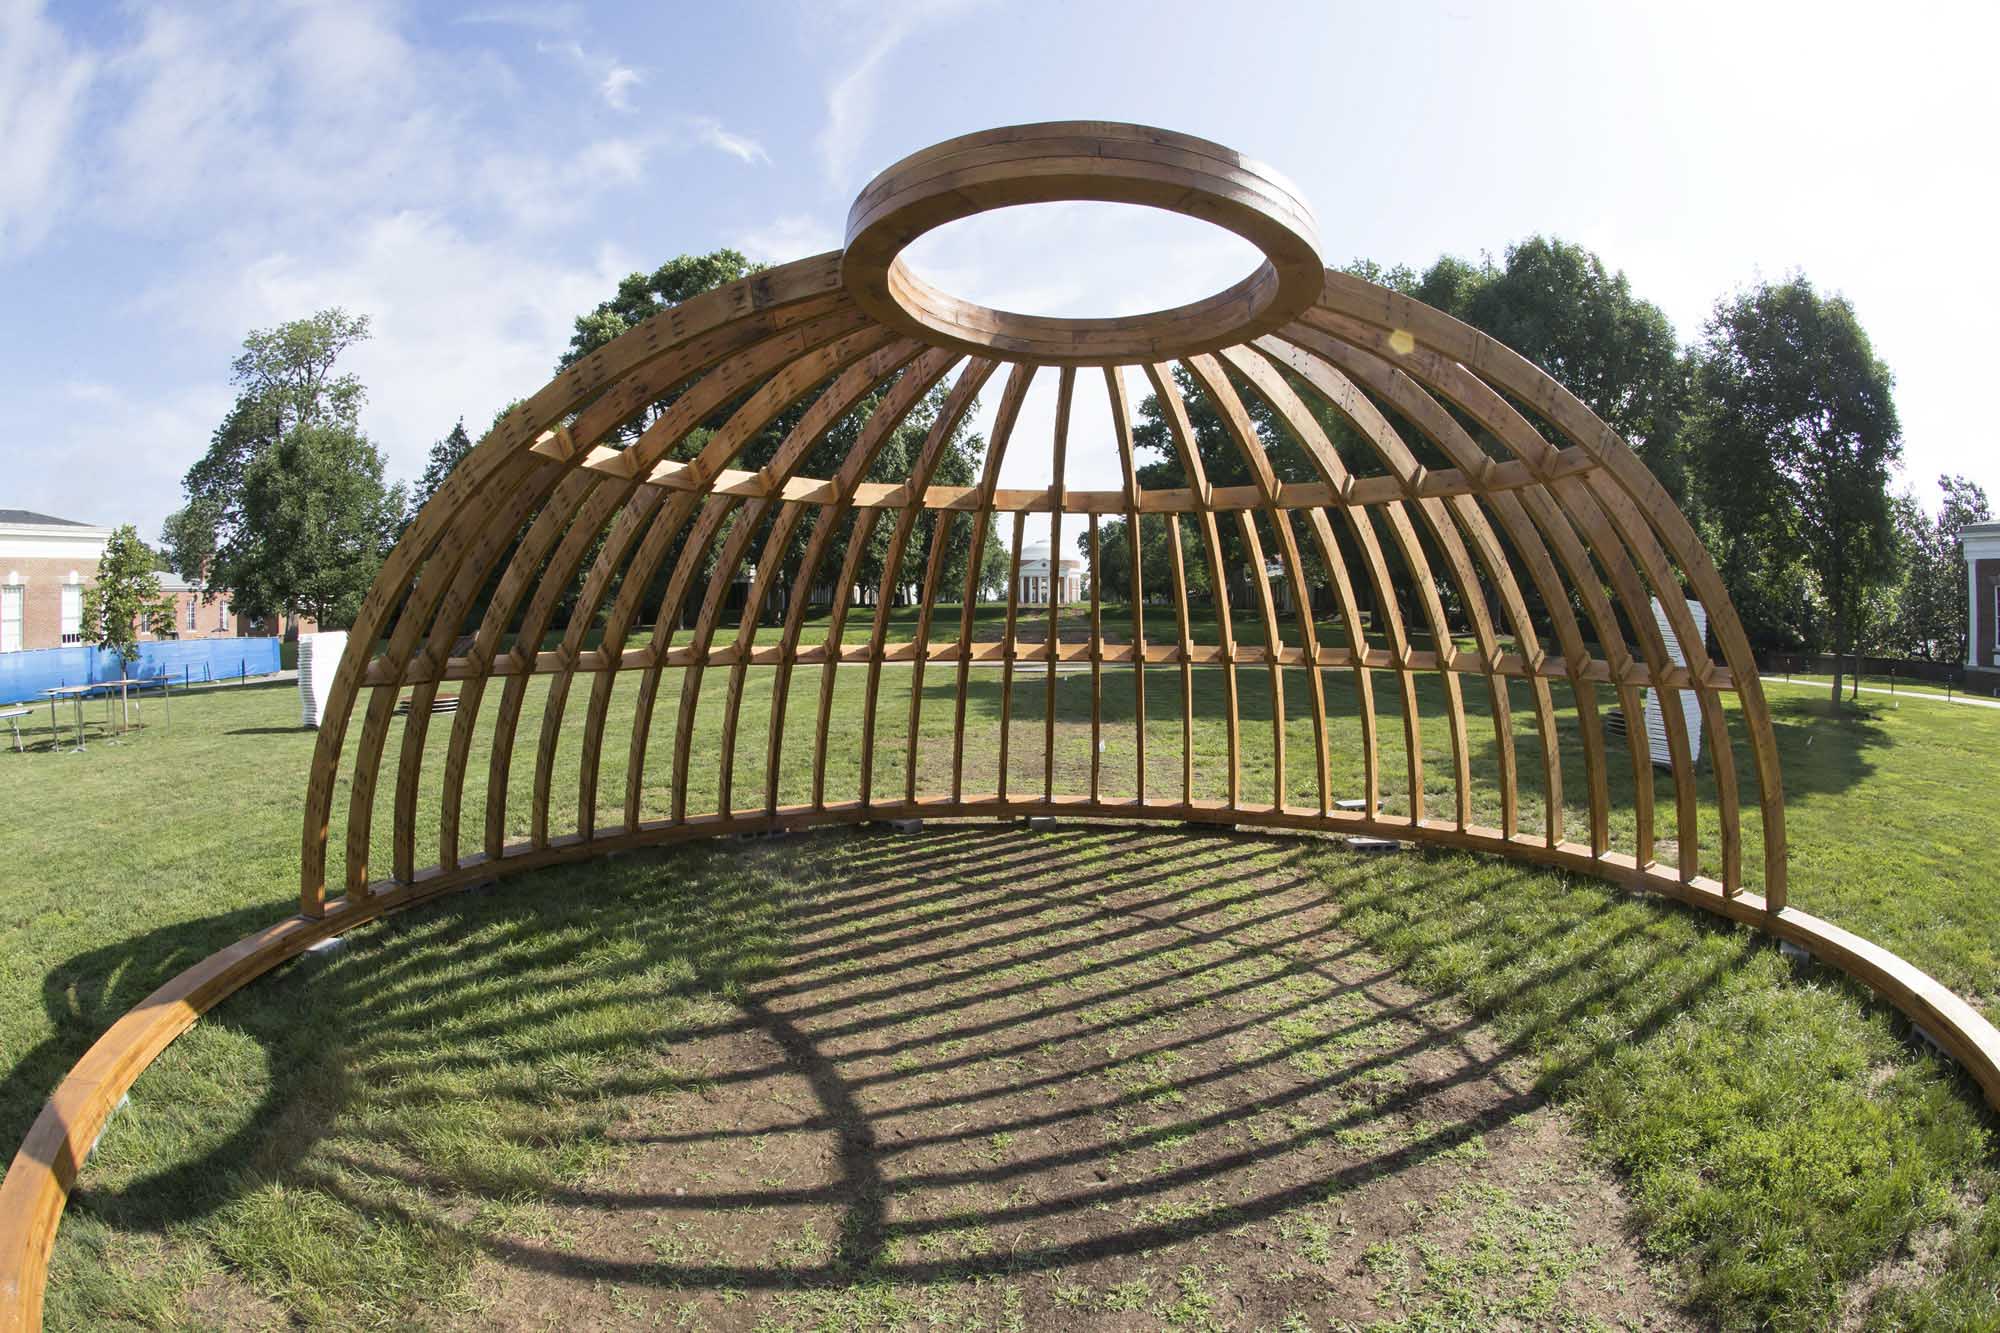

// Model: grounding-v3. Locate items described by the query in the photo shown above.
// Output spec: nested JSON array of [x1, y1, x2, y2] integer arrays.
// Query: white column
[[1969, 555, 1980, 667]]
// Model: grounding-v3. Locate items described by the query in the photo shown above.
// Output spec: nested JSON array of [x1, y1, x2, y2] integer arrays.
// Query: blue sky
[[4, 0, 1996, 546]]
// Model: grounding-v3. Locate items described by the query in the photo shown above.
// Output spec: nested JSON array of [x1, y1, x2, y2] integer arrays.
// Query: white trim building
[[1016, 542, 1083, 605], [1964, 521, 2000, 683]]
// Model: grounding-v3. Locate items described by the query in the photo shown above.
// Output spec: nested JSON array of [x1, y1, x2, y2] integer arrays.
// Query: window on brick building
[[217, 601, 228, 632], [1, 586, 20, 654], [185, 596, 197, 631], [60, 583, 82, 644]]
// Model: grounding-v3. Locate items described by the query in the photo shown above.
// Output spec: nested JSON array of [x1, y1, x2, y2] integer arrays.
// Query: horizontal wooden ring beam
[[843, 121, 1323, 365]]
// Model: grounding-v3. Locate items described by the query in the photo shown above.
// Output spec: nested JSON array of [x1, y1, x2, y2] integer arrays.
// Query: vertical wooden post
[[1044, 367, 1073, 803]]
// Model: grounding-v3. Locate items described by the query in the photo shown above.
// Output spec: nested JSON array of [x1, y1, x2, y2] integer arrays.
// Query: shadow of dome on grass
[[53, 825, 1702, 1329]]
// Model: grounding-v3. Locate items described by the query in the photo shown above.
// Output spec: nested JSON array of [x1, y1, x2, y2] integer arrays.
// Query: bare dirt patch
[[459, 825, 1688, 1331]]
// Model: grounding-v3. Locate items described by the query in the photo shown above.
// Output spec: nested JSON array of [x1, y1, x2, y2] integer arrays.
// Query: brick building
[[138, 574, 312, 642], [150, 572, 237, 641], [140, 573, 314, 643], [0, 511, 112, 652], [0, 508, 310, 651]]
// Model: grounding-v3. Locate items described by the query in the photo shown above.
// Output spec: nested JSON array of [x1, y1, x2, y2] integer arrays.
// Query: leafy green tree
[[82, 525, 175, 667], [1350, 253, 1491, 320], [976, 528, 1010, 602], [410, 417, 474, 518], [1691, 512, 1821, 656], [158, 498, 221, 599], [163, 308, 372, 592], [1692, 277, 1902, 702], [562, 251, 765, 448], [232, 308, 371, 440], [1089, 518, 1135, 608], [563, 252, 762, 368], [1856, 492, 1920, 671], [1889, 475, 1992, 661], [227, 423, 407, 630], [1354, 239, 1690, 497], [1464, 239, 1690, 497], [1088, 512, 1194, 609]]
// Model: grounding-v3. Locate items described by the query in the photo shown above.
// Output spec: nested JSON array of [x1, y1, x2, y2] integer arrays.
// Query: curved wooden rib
[[793, 348, 963, 809], [336, 292, 868, 903], [8, 126, 1985, 1333], [1143, 362, 1241, 805], [1295, 308, 1701, 875], [951, 365, 1034, 801], [857, 357, 999, 803], [1105, 367, 1148, 802], [1237, 340, 1552, 842], [708, 341, 928, 816], [1200, 349, 1521, 829], [551, 324, 902, 837], [1042, 368, 1075, 802], [1253, 334, 1596, 852]]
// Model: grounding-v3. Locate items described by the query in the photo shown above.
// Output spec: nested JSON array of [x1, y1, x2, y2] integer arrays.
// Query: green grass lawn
[[1, 653, 1998, 1329]]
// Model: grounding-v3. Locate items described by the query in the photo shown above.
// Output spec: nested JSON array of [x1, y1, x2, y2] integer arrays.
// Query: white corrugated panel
[[1641, 598, 1707, 768], [297, 630, 348, 729]]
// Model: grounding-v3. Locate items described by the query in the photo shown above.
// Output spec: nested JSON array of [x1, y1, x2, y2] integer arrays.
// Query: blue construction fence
[[0, 638, 283, 704]]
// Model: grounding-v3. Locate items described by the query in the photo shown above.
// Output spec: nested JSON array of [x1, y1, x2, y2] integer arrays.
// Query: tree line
[[157, 242, 1987, 704], [1095, 239, 1987, 703]]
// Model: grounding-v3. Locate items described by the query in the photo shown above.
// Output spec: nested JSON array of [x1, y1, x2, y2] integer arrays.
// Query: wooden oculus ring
[[842, 122, 1325, 366]]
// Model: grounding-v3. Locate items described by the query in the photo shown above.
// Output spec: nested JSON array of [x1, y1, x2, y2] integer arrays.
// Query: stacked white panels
[[297, 630, 348, 729], [1641, 598, 1707, 768]]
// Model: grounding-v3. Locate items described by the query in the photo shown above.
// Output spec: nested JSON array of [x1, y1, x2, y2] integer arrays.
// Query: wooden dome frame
[[5, 121, 1999, 1329]]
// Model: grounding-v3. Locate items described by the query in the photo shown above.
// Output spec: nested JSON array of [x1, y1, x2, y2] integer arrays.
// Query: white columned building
[[1963, 521, 2000, 685], [1016, 542, 1083, 606]]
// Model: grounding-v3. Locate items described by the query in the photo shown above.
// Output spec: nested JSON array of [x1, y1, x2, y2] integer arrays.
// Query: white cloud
[[819, 25, 907, 191], [98, 4, 461, 231], [282, 1, 422, 108], [600, 64, 641, 111], [80, 4, 686, 242], [148, 210, 633, 491], [578, 137, 649, 184], [536, 36, 650, 115], [816, 0, 976, 190], [736, 213, 841, 264], [692, 115, 769, 166], [0, 0, 94, 255], [455, 4, 583, 32], [14, 381, 232, 538], [2, 3, 763, 539]]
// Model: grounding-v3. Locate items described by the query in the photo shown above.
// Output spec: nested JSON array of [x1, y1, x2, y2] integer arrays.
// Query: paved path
[[1759, 674, 2000, 710]]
